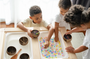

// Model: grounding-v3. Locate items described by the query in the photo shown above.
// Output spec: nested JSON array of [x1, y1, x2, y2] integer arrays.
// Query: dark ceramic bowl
[[20, 53, 29, 59], [19, 37, 28, 46], [7, 46, 16, 55], [31, 30, 40, 38], [63, 34, 72, 42]]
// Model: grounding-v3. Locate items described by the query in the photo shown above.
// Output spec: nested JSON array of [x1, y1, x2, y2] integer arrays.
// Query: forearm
[[17, 22, 28, 32], [74, 45, 88, 53], [47, 27, 54, 41], [55, 27, 59, 38], [71, 27, 85, 32]]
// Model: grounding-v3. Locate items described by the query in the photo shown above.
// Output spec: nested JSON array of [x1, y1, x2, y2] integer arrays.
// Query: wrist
[[73, 50, 76, 53]]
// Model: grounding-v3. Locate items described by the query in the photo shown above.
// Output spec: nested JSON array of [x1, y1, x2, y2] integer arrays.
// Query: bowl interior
[[31, 30, 39, 35], [19, 37, 28, 45], [7, 46, 16, 55], [20, 53, 29, 59], [64, 34, 72, 39]]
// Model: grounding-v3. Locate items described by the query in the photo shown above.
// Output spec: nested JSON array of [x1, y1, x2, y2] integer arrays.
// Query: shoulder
[[42, 20, 47, 23], [41, 20, 49, 27], [25, 18, 32, 21], [86, 29, 90, 36]]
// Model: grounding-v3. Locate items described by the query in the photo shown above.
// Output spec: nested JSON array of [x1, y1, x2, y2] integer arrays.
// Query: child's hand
[[65, 46, 75, 53], [27, 29, 33, 38], [54, 37, 59, 42], [44, 41, 49, 49], [65, 31, 72, 35]]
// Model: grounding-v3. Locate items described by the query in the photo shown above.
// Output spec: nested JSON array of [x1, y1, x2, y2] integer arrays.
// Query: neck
[[32, 20, 36, 24], [87, 22, 90, 29]]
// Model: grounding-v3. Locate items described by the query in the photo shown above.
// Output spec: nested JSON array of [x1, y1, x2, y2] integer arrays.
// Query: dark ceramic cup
[[20, 53, 29, 59], [63, 34, 72, 42], [7, 46, 16, 55], [31, 30, 40, 38], [19, 37, 28, 46]]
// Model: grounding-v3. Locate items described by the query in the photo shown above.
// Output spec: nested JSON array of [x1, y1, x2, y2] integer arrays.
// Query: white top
[[54, 13, 71, 30], [83, 29, 90, 59], [22, 18, 49, 27]]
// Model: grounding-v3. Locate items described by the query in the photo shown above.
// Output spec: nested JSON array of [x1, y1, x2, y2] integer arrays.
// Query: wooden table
[[0, 27, 77, 59]]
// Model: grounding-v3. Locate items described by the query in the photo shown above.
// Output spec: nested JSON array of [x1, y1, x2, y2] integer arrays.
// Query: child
[[17, 5, 54, 48], [54, 0, 71, 42], [64, 5, 90, 59], [44, 0, 71, 48]]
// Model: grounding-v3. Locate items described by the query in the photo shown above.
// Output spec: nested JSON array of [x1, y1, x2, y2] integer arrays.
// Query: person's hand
[[65, 46, 75, 53], [65, 31, 72, 35], [54, 37, 59, 42], [44, 41, 49, 49], [27, 29, 33, 38]]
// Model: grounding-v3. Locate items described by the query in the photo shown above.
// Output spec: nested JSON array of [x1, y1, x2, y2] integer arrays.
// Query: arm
[[65, 27, 85, 34], [66, 45, 88, 53], [55, 22, 59, 42], [17, 22, 28, 32], [17, 22, 33, 37], [46, 24, 54, 41], [44, 24, 54, 48]]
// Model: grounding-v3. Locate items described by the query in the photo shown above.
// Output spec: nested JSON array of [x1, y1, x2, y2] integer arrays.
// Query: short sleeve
[[43, 20, 49, 27], [55, 14, 61, 23], [83, 39, 90, 49], [83, 29, 90, 49], [22, 18, 32, 27]]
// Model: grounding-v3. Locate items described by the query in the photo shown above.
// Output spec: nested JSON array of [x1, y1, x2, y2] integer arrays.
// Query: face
[[60, 7, 69, 16], [30, 13, 42, 24]]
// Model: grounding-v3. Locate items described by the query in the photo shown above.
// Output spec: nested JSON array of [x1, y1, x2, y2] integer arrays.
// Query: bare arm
[[17, 22, 28, 32], [55, 22, 59, 42], [65, 27, 86, 34], [44, 24, 54, 48], [66, 45, 88, 53], [46, 24, 54, 41], [74, 45, 88, 53], [17, 22, 33, 37]]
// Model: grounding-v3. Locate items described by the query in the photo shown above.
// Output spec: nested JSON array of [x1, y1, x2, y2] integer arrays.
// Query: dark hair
[[64, 5, 85, 27], [29, 5, 42, 16], [70, 5, 84, 14], [58, 0, 71, 9]]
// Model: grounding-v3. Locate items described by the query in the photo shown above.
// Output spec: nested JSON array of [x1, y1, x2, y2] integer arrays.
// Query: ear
[[29, 16, 32, 19]]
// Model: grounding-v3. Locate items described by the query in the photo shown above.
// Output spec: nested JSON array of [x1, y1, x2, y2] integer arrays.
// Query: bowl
[[7, 46, 16, 55], [19, 37, 28, 46], [31, 30, 40, 38], [63, 34, 72, 42], [20, 53, 29, 59]]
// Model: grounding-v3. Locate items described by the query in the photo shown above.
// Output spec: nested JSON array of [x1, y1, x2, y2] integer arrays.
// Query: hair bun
[[70, 5, 84, 15]]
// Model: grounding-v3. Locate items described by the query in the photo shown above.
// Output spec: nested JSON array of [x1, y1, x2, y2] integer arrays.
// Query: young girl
[[64, 5, 90, 59], [44, 0, 71, 48]]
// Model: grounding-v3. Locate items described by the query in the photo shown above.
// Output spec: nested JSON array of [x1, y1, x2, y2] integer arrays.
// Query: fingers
[[44, 41, 49, 49], [65, 46, 74, 53], [54, 37, 59, 42]]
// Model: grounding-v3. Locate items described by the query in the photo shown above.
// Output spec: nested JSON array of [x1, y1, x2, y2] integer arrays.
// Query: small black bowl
[[19, 37, 28, 46], [7, 46, 16, 55], [31, 30, 40, 38], [20, 53, 29, 59], [63, 34, 72, 42]]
